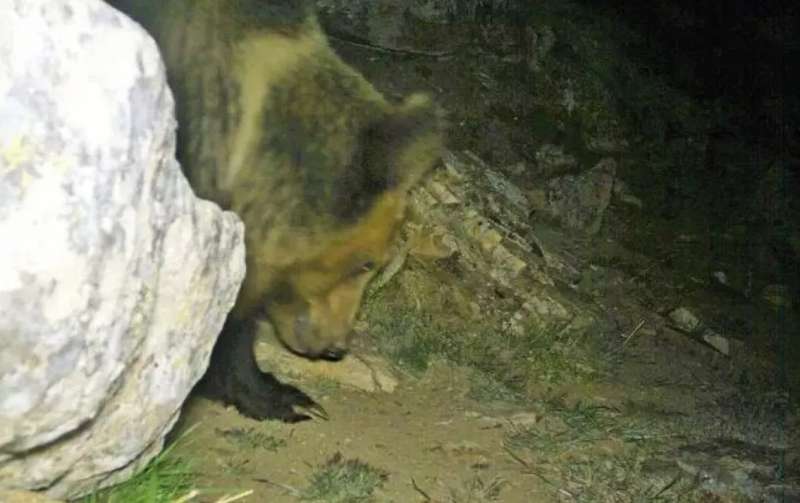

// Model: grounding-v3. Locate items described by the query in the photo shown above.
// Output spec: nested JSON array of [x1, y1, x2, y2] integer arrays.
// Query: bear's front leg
[[197, 319, 328, 423]]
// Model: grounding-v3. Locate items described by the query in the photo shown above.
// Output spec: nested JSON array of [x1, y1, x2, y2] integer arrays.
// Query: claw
[[298, 401, 329, 421], [283, 411, 314, 423]]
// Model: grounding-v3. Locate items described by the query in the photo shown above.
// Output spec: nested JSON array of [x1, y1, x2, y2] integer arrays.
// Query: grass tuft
[[80, 440, 194, 503], [448, 476, 506, 502], [300, 453, 388, 503]]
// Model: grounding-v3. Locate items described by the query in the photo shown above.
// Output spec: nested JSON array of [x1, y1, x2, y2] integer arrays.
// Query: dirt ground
[[174, 365, 552, 502]]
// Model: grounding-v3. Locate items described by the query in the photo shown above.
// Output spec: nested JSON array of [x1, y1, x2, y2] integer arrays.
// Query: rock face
[[0, 0, 245, 499], [401, 150, 607, 337]]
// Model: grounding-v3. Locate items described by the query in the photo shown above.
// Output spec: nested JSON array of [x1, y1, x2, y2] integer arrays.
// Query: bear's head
[[234, 91, 443, 359]]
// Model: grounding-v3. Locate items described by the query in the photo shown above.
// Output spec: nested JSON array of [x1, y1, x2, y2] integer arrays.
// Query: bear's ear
[[363, 93, 444, 193]]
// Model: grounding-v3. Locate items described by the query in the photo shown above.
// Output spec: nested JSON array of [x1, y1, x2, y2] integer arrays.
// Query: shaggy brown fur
[[110, 0, 442, 421]]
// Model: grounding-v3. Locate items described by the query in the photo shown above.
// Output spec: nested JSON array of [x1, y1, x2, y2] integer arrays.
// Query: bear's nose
[[292, 315, 350, 360]]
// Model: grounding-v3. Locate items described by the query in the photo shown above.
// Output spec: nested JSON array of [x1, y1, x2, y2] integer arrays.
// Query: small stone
[[256, 338, 398, 393], [668, 307, 702, 333]]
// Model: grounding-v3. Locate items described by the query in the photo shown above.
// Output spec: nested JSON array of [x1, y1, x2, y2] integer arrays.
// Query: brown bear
[[108, 0, 443, 421]]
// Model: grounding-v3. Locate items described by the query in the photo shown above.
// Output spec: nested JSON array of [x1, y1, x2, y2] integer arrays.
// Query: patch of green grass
[[555, 454, 711, 502], [362, 302, 440, 374], [364, 296, 609, 404], [519, 324, 608, 385], [467, 370, 523, 404], [80, 439, 194, 503], [300, 453, 388, 503], [216, 426, 287, 452]]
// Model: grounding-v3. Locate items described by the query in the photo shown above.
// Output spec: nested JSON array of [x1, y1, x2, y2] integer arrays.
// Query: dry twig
[[411, 477, 433, 501], [215, 489, 254, 503], [622, 320, 645, 347]]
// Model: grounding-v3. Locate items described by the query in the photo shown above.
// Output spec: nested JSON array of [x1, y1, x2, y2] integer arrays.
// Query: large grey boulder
[[0, 0, 245, 499]]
